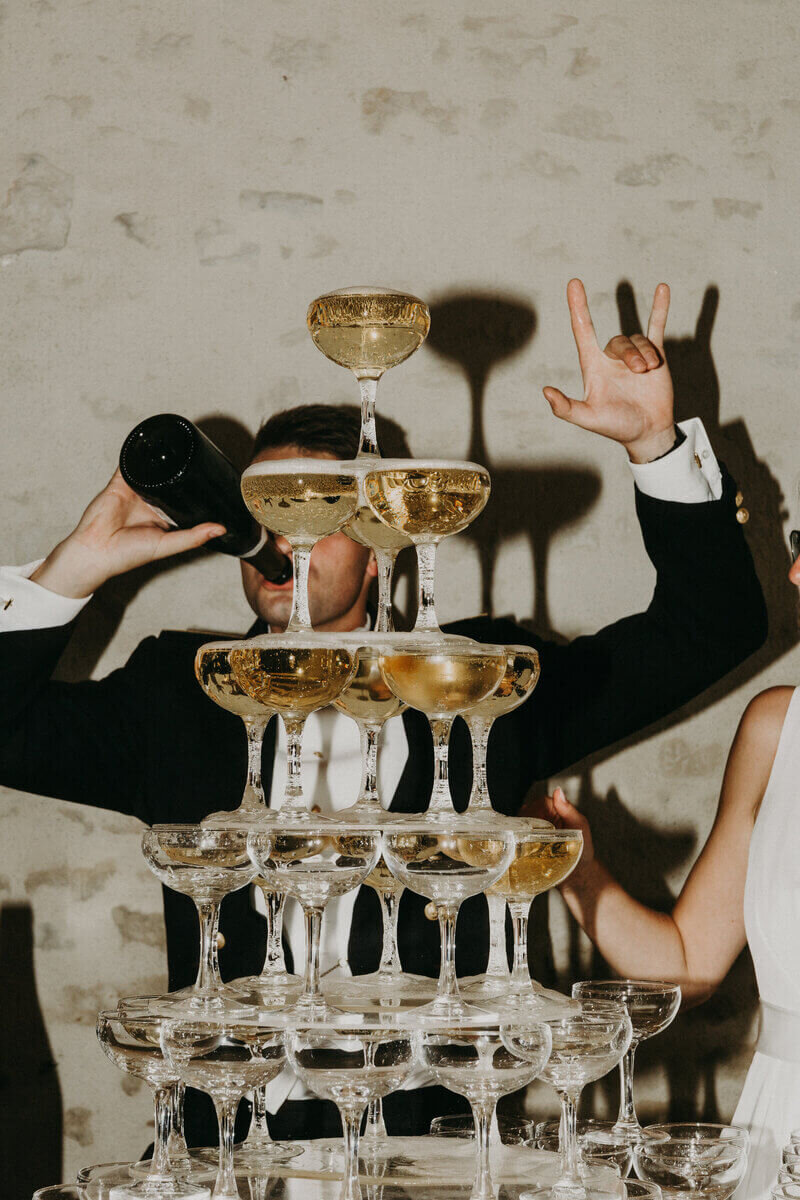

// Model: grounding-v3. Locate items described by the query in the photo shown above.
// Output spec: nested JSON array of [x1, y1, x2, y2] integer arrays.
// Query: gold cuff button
[[216, 933, 226, 950], [424, 901, 438, 921], [735, 491, 744, 507], [736, 508, 749, 524]]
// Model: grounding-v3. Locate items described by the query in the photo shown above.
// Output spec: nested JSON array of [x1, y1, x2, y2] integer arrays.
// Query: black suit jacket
[[0, 469, 767, 1137]]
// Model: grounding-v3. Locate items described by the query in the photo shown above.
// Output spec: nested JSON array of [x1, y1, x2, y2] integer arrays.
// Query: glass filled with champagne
[[307, 285, 431, 458], [379, 643, 507, 816], [344, 481, 415, 633], [241, 458, 360, 631], [230, 636, 358, 818], [364, 458, 491, 632]]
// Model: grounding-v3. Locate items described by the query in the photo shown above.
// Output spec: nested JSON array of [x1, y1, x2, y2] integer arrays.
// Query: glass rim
[[248, 819, 384, 837], [145, 823, 248, 836], [363, 457, 490, 475], [641, 1122, 749, 1144], [574, 979, 681, 996], [379, 642, 507, 662], [242, 457, 361, 478]]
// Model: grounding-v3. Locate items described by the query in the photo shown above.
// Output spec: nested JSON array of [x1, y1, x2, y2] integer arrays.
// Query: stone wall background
[[1, 0, 798, 1190]]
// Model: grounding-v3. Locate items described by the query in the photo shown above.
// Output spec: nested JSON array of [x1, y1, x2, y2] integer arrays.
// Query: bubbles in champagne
[[333, 649, 407, 725], [489, 834, 583, 901], [307, 287, 430, 374], [468, 648, 541, 719], [230, 645, 356, 716], [364, 463, 491, 542], [195, 645, 274, 720], [380, 650, 507, 715], [241, 463, 359, 541], [344, 506, 414, 553]]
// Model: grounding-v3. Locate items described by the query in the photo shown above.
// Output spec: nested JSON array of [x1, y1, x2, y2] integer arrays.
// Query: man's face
[[240, 444, 375, 632]]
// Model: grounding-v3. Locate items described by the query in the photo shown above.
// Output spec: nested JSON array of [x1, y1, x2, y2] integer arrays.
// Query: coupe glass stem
[[244, 1084, 272, 1149], [508, 899, 532, 989], [471, 1100, 497, 1200], [467, 716, 494, 812], [261, 889, 289, 977], [365, 1097, 387, 1140], [555, 1088, 585, 1198], [428, 716, 455, 814], [340, 1105, 365, 1200], [374, 549, 397, 633], [148, 1084, 174, 1181], [168, 1082, 191, 1170], [213, 1095, 241, 1200], [241, 716, 268, 812], [195, 897, 222, 996], [437, 901, 461, 1002], [615, 1042, 640, 1134], [485, 892, 510, 980], [377, 889, 401, 977], [301, 904, 325, 1007], [356, 375, 381, 459], [414, 541, 440, 631], [286, 541, 313, 632], [282, 715, 308, 810], [358, 722, 382, 810]]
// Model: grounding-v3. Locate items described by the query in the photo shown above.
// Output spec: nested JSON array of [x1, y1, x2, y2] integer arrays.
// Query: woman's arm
[[545, 686, 792, 1005]]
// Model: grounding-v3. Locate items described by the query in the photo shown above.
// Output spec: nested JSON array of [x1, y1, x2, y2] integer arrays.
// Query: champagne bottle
[[119, 413, 291, 582]]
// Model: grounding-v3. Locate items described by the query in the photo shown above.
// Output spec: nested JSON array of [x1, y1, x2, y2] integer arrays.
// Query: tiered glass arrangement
[[59, 287, 745, 1200]]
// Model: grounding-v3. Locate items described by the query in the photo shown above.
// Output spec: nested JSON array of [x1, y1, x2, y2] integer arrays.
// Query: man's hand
[[544, 279, 675, 464], [30, 469, 225, 599], [521, 786, 595, 879]]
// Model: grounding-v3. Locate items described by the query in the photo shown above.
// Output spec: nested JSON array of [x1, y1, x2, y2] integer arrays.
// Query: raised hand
[[30, 469, 225, 598], [544, 279, 675, 463]]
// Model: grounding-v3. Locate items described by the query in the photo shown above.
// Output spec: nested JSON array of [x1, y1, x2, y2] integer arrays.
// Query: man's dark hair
[[253, 403, 412, 460]]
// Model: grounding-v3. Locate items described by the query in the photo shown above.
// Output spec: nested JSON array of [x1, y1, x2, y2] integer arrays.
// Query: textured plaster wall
[[1, 0, 798, 1188]]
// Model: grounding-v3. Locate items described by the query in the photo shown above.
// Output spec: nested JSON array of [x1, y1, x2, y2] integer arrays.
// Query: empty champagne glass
[[247, 819, 381, 1019], [286, 1018, 418, 1200], [430, 1113, 536, 1145], [510, 999, 632, 1200], [364, 459, 491, 631], [465, 645, 541, 814], [382, 817, 516, 1023], [379, 643, 507, 815], [306, 286, 430, 458], [535, 1119, 634, 1178], [633, 1124, 749, 1200], [572, 981, 682, 1143], [96, 1010, 211, 1199], [230, 637, 358, 815], [241, 459, 360, 630], [161, 1017, 287, 1200], [421, 1021, 552, 1200], [141, 825, 257, 1013]]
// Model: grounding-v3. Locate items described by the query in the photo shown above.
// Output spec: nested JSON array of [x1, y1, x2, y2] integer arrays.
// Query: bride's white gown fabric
[[734, 687, 800, 1198]]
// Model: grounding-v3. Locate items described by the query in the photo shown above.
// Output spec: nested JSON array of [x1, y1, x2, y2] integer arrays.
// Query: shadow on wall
[[0, 902, 62, 1197]]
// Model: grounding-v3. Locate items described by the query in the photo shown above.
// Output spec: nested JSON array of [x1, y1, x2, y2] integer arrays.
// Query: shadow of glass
[[0, 902, 62, 1195]]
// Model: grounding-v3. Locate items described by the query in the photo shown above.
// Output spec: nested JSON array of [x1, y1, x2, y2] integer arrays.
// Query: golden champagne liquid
[[364, 466, 490, 540], [365, 855, 402, 894], [469, 650, 540, 719], [333, 649, 406, 724], [488, 837, 583, 901], [241, 471, 359, 540], [307, 290, 430, 373], [195, 646, 274, 719], [344, 506, 413, 553], [230, 646, 356, 716], [380, 652, 506, 714], [160, 833, 251, 871]]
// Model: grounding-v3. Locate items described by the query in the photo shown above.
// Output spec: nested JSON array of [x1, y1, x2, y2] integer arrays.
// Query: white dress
[[734, 686, 800, 1198]]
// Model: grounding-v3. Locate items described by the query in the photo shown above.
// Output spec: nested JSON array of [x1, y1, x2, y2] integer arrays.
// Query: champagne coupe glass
[[195, 640, 276, 827], [507, 1000, 632, 1200], [306, 286, 431, 459], [161, 1017, 287, 1200], [96, 1010, 211, 1199], [332, 641, 407, 819], [247, 819, 381, 1019], [633, 1124, 749, 1200], [465, 645, 541, 814], [572, 980, 682, 1144], [382, 817, 516, 1023], [430, 1113, 536, 1145], [230, 637, 358, 815], [141, 825, 257, 1013], [379, 643, 507, 816], [344, 489, 414, 633], [241, 459, 360, 631], [535, 1119, 635, 1178], [364, 459, 492, 632], [486, 828, 583, 1014], [421, 1021, 552, 1200], [287, 1017, 418, 1200]]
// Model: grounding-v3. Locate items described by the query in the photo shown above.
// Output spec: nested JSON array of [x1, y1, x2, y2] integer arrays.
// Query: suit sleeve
[[513, 465, 768, 781], [0, 623, 154, 822]]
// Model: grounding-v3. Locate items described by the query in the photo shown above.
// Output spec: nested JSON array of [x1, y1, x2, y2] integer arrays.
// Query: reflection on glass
[[465, 645, 541, 814]]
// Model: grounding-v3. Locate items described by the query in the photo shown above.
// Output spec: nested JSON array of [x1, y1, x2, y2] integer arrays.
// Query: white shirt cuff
[[0, 560, 93, 632], [629, 418, 722, 503]]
